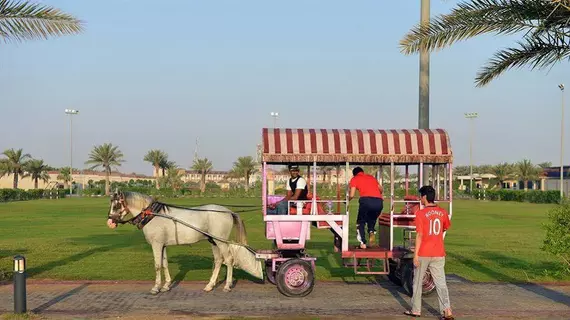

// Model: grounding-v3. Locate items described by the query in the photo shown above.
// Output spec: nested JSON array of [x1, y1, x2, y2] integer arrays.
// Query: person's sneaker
[[369, 231, 377, 245]]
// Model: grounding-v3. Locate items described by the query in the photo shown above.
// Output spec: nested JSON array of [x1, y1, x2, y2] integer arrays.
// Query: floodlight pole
[[558, 83, 564, 200], [64, 109, 79, 196]]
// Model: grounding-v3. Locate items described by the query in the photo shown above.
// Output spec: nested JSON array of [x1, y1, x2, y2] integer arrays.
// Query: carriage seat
[[378, 195, 420, 227], [288, 193, 325, 215]]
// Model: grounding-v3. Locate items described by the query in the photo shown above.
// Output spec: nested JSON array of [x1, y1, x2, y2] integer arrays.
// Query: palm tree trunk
[[154, 165, 160, 189], [105, 169, 110, 196], [524, 180, 528, 191], [201, 173, 206, 193], [34, 178, 39, 189], [245, 173, 249, 191], [12, 171, 18, 189]]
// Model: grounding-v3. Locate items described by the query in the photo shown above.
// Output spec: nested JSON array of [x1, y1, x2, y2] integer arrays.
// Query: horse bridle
[[109, 192, 136, 224]]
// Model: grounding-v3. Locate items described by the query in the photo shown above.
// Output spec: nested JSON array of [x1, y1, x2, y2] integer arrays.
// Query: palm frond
[[400, 0, 563, 55], [0, 0, 83, 43], [475, 35, 570, 86]]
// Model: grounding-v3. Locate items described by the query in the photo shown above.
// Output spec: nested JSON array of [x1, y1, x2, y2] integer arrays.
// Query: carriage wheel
[[265, 260, 277, 285], [276, 258, 315, 298], [387, 259, 402, 286], [402, 260, 436, 297]]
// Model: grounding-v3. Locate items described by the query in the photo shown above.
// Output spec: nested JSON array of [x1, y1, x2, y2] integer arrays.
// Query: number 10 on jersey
[[429, 218, 442, 235]]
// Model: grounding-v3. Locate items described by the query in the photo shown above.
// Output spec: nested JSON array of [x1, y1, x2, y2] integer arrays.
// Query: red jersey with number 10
[[414, 205, 451, 257]]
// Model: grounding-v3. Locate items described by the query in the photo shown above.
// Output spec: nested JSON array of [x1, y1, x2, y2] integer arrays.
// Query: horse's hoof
[[150, 288, 160, 295], [223, 287, 232, 292], [160, 286, 171, 292], [203, 285, 214, 292]]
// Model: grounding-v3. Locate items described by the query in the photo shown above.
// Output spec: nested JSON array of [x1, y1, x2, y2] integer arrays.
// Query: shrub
[[0, 188, 64, 202], [473, 189, 560, 204], [542, 201, 570, 272]]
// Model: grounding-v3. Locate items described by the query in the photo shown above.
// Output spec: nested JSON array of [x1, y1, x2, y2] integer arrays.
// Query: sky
[[1, 0, 568, 176]]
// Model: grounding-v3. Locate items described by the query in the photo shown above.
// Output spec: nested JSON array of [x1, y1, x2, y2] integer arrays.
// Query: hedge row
[[0, 188, 68, 202], [473, 189, 561, 204]]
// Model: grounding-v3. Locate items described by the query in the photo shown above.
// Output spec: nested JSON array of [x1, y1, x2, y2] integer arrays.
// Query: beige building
[[0, 170, 155, 191], [456, 173, 545, 191]]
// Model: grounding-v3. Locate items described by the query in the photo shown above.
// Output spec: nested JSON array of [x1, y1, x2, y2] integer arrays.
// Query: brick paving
[[0, 278, 569, 319]]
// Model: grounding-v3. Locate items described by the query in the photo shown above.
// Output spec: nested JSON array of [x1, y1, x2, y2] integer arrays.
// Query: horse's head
[[107, 190, 153, 229]]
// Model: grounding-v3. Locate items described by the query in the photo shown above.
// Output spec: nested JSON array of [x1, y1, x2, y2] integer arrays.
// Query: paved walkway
[[1, 278, 569, 319]]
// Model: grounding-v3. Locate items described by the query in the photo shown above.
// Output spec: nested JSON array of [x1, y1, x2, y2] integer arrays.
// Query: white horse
[[106, 190, 262, 294]]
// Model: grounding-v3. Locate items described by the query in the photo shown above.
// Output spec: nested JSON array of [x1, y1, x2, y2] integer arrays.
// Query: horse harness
[[112, 193, 217, 245]]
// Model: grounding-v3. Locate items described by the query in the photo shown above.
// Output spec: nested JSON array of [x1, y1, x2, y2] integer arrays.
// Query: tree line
[[454, 160, 553, 190], [0, 145, 258, 196]]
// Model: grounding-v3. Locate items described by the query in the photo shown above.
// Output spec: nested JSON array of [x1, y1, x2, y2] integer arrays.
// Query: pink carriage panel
[[264, 195, 311, 239], [266, 220, 309, 240]]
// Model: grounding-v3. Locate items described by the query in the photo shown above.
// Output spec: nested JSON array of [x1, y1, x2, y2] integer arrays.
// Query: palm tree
[[191, 157, 213, 193], [159, 168, 184, 191], [453, 166, 471, 176], [85, 143, 124, 195], [143, 149, 167, 188], [538, 161, 553, 169], [57, 167, 72, 189], [159, 159, 176, 176], [491, 162, 513, 189], [0, 0, 83, 43], [23, 159, 50, 189], [0, 148, 31, 188], [515, 159, 539, 191], [230, 156, 257, 191], [400, 0, 570, 87]]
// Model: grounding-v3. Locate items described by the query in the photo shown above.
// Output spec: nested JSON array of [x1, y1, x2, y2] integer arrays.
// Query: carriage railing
[[286, 199, 348, 215]]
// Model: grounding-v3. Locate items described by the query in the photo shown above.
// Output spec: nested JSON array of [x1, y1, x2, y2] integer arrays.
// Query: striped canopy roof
[[261, 128, 453, 164]]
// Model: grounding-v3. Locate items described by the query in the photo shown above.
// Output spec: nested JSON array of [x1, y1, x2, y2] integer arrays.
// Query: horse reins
[[110, 193, 258, 253], [111, 193, 260, 225]]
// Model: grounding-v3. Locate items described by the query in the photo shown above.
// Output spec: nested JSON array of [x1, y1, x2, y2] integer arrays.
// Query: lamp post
[[465, 112, 478, 193], [13, 255, 26, 314], [64, 109, 79, 196], [270, 112, 279, 128], [558, 83, 564, 199]]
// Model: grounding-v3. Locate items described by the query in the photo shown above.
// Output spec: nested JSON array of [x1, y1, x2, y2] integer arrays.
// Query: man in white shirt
[[268, 164, 309, 215]]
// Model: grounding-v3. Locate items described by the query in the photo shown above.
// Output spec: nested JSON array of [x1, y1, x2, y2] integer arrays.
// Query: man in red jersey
[[404, 185, 454, 319], [348, 167, 383, 249]]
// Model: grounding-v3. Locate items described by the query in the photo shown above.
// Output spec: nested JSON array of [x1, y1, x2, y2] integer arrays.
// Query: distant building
[[542, 166, 570, 196], [0, 170, 155, 191]]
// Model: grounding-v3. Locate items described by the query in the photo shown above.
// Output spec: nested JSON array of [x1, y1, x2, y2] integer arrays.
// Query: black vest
[[289, 176, 308, 200]]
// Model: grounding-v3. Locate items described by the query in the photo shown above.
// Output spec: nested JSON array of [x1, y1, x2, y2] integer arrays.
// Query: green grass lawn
[[0, 197, 568, 283]]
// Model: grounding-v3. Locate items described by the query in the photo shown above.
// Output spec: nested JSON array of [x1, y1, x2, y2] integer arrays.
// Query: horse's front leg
[[150, 243, 163, 295], [160, 246, 172, 292], [221, 244, 234, 292], [204, 244, 223, 292]]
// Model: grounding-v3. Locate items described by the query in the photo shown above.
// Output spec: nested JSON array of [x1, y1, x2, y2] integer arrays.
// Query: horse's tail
[[231, 212, 248, 246]]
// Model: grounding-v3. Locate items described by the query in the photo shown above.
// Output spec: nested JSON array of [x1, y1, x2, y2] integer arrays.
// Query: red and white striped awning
[[262, 128, 452, 164]]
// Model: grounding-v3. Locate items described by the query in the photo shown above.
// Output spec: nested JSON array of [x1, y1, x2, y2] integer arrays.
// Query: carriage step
[[348, 252, 390, 275]]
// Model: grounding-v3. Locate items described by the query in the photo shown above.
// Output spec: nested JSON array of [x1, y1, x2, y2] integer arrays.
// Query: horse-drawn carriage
[[255, 127, 454, 297], [106, 126, 453, 299]]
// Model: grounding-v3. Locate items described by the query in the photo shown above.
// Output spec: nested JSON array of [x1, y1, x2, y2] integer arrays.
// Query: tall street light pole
[[465, 112, 478, 193], [270, 112, 279, 128], [65, 109, 79, 196], [558, 83, 564, 199]]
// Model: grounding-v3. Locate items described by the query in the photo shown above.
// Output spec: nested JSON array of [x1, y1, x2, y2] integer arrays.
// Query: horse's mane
[[122, 191, 155, 209]]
